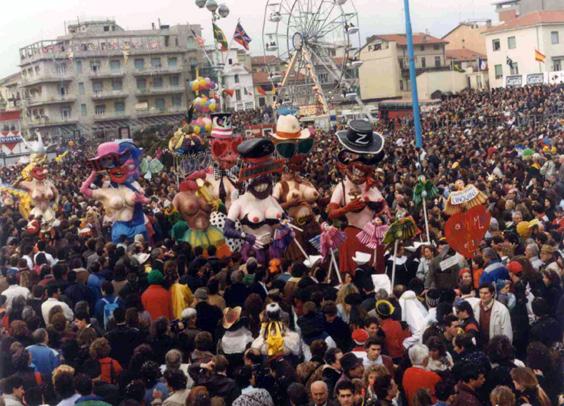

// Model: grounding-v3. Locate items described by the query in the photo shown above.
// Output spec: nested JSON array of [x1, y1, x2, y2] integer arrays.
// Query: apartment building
[[19, 19, 203, 139], [209, 48, 255, 111]]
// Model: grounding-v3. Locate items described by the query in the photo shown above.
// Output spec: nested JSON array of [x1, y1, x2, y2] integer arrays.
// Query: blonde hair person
[[363, 365, 389, 402], [489, 385, 515, 406], [336, 283, 359, 324], [510, 367, 551, 406]]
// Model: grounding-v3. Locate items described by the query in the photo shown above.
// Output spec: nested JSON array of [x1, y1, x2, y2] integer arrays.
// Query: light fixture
[[195, 0, 206, 8], [206, 0, 218, 13], [218, 3, 230, 18]]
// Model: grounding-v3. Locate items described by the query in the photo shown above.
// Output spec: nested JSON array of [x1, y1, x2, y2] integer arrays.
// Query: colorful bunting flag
[[213, 23, 229, 52]]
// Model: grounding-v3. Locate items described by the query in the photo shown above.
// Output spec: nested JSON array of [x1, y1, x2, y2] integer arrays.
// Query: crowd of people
[[0, 83, 562, 406]]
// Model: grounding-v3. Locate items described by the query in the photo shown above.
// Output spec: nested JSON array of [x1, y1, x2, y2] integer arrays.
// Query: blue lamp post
[[403, 0, 423, 149]]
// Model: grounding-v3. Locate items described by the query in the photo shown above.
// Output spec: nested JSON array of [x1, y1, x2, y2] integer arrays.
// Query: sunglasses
[[337, 150, 383, 166], [89, 150, 131, 171], [211, 137, 242, 157], [275, 138, 314, 159]]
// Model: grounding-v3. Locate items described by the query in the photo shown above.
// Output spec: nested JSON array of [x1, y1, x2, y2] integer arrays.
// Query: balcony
[[132, 66, 183, 76], [91, 90, 128, 100], [93, 112, 128, 122], [21, 74, 73, 87], [25, 95, 76, 107], [400, 64, 450, 76], [135, 86, 184, 96], [26, 117, 78, 128], [89, 70, 125, 79], [136, 107, 185, 118]]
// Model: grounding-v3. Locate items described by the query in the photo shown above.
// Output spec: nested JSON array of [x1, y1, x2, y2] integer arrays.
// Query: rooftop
[[446, 48, 486, 61], [251, 55, 281, 66], [485, 10, 564, 33], [367, 33, 448, 47]]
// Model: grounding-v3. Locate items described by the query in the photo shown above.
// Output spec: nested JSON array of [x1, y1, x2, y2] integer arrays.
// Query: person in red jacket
[[141, 270, 173, 320], [375, 300, 411, 362], [402, 344, 441, 406]]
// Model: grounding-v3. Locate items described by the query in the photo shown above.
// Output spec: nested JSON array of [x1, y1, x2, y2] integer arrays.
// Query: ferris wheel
[[262, 0, 366, 117]]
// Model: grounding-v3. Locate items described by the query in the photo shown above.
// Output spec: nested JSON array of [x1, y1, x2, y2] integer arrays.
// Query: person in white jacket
[[472, 284, 513, 344]]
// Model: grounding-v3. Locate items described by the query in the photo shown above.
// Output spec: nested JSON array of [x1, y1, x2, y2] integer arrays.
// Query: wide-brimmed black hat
[[238, 138, 275, 159], [336, 119, 384, 154]]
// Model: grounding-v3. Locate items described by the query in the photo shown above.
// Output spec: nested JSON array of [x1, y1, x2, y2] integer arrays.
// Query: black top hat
[[336, 119, 384, 154], [238, 138, 274, 159]]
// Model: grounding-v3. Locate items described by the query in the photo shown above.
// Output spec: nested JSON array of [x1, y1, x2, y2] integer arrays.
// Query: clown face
[[211, 136, 242, 169], [337, 149, 382, 185], [89, 141, 141, 185], [31, 166, 47, 181]]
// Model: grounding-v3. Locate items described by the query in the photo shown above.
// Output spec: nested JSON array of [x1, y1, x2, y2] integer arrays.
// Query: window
[[420, 45, 425, 51], [492, 39, 501, 51], [236, 89, 241, 101], [60, 107, 71, 120], [258, 97, 265, 107], [172, 95, 182, 107], [110, 60, 121, 71], [114, 101, 125, 113], [134, 58, 145, 70], [60, 86, 67, 96], [95, 104, 106, 115], [33, 65, 40, 76], [507, 36, 516, 49], [168, 57, 177, 68], [151, 57, 162, 68], [510, 62, 519, 75], [421, 57, 426, 68], [234, 74, 240, 83], [228, 58, 233, 65], [399, 80, 404, 91], [112, 79, 123, 91], [75, 60, 82, 73], [551, 31, 560, 44], [80, 104, 87, 116], [554, 59, 562, 71], [153, 77, 163, 88], [170, 75, 180, 86], [56, 63, 67, 75], [90, 60, 101, 73], [433, 44, 439, 50], [137, 78, 146, 90], [92, 81, 103, 94], [434, 56, 441, 67], [155, 98, 165, 111], [78, 82, 85, 95], [495, 64, 503, 79]]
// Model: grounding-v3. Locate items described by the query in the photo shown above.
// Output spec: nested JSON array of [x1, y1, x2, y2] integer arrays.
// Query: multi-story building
[[18, 19, 203, 140], [358, 33, 449, 101], [251, 55, 282, 108], [0, 73, 22, 112], [494, 0, 563, 23], [443, 21, 491, 55], [210, 49, 255, 111], [484, 10, 564, 87]]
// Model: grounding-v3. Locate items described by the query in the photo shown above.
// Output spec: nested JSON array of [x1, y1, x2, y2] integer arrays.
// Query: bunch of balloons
[[190, 117, 213, 135], [193, 95, 218, 113], [190, 76, 215, 93]]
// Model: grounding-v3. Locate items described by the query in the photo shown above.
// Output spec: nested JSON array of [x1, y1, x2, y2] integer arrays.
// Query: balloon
[[191, 81, 199, 92], [194, 97, 201, 106], [205, 77, 211, 86], [205, 123, 212, 132], [199, 78, 207, 89], [193, 126, 201, 134], [200, 98, 207, 107], [209, 102, 217, 112]]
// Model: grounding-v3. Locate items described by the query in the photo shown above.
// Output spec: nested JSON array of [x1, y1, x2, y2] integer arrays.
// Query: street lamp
[[194, 0, 230, 109]]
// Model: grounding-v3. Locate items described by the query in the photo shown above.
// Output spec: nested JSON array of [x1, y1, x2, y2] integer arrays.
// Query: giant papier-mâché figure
[[81, 140, 148, 243], [327, 120, 388, 275]]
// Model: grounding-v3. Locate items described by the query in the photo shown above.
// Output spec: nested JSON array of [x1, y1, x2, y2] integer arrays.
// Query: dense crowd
[[0, 84, 562, 406]]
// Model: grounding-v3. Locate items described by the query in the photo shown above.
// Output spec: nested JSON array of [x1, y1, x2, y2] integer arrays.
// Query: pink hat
[[90, 142, 119, 160]]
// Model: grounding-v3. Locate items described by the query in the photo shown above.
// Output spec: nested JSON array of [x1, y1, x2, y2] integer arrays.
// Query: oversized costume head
[[335, 120, 385, 185], [238, 138, 283, 200], [89, 140, 142, 184], [22, 132, 48, 181], [272, 115, 314, 172], [210, 112, 241, 170]]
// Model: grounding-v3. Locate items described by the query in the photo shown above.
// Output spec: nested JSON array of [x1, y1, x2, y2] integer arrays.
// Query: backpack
[[264, 321, 285, 357], [101, 297, 119, 329]]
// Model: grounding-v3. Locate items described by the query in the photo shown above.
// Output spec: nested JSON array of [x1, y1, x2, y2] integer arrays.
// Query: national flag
[[477, 57, 487, 71], [256, 86, 266, 96], [190, 28, 205, 48], [213, 23, 229, 52], [233, 22, 252, 51], [534, 49, 545, 63]]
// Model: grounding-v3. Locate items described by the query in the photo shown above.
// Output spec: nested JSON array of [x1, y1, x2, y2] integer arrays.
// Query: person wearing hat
[[141, 270, 172, 320], [327, 120, 388, 276], [375, 300, 411, 362], [218, 307, 253, 372], [333, 352, 364, 392], [272, 115, 321, 259], [224, 138, 287, 265]]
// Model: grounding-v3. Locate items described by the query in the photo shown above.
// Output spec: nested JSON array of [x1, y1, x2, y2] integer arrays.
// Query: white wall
[[416, 70, 468, 99]]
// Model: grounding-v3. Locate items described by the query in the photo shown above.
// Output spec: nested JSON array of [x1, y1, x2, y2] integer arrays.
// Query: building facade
[[484, 10, 564, 87], [359, 33, 449, 101], [19, 19, 203, 140], [0, 73, 22, 112], [443, 21, 491, 55], [251, 56, 282, 108], [211, 49, 255, 111]]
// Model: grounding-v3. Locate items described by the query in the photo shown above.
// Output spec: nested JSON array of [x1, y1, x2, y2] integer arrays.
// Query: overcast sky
[[0, 0, 497, 78]]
